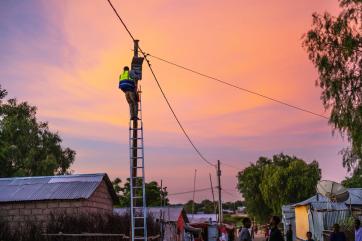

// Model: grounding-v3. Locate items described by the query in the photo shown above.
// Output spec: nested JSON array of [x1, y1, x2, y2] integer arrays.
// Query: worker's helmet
[[123, 66, 129, 71]]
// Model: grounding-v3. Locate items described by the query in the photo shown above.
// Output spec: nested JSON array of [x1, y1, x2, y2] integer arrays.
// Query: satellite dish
[[317, 180, 349, 202]]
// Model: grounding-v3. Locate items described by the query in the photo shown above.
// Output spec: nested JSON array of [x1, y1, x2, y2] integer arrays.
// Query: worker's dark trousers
[[125, 91, 138, 119]]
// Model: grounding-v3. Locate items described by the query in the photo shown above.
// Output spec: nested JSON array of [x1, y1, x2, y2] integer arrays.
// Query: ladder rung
[[130, 128, 143, 130], [133, 196, 143, 199], [131, 158, 144, 161], [130, 147, 143, 149], [130, 138, 143, 140], [134, 237, 145, 240], [132, 186, 143, 189], [134, 216, 145, 219], [132, 166, 144, 169]]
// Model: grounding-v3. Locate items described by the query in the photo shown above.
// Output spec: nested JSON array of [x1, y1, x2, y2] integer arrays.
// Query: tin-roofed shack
[[290, 188, 362, 241], [0, 173, 118, 228]]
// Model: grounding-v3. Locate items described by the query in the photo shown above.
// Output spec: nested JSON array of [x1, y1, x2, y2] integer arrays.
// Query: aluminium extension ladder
[[129, 88, 147, 241]]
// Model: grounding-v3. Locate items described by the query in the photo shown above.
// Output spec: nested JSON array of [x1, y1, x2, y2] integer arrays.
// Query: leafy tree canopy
[[183, 200, 243, 214], [303, 0, 362, 171], [237, 153, 321, 223], [113, 178, 169, 207], [342, 168, 362, 188], [0, 85, 75, 177]]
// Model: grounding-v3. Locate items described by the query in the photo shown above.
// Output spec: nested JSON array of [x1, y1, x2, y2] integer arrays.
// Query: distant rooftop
[[0, 173, 118, 204], [114, 206, 188, 222], [292, 188, 362, 210], [187, 213, 217, 223]]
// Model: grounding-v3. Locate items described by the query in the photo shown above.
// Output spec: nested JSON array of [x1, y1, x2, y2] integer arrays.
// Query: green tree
[[0, 85, 75, 177], [342, 168, 362, 188], [200, 199, 216, 214], [303, 0, 362, 171], [237, 153, 321, 222], [117, 178, 169, 207], [237, 157, 273, 223], [112, 177, 122, 195], [259, 155, 321, 214], [184, 200, 196, 214]]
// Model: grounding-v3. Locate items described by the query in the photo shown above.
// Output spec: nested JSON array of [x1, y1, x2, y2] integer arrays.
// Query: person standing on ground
[[269, 216, 283, 241], [355, 219, 362, 241], [306, 232, 315, 241], [119, 66, 138, 120], [251, 225, 255, 240], [330, 224, 346, 241], [286, 224, 293, 241], [239, 218, 252, 241]]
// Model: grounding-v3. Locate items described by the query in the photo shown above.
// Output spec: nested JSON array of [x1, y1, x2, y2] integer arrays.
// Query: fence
[[43, 233, 160, 241]]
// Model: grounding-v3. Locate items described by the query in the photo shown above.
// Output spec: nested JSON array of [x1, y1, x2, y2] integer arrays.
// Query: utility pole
[[217, 160, 223, 224], [160, 179, 163, 207], [192, 169, 197, 219], [209, 173, 217, 216]]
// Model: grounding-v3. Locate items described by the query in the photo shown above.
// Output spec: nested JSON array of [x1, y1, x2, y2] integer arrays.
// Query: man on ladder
[[119, 66, 138, 120]]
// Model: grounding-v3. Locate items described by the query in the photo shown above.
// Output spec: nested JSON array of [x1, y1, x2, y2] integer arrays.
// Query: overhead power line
[[106, 0, 215, 167], [168, 187, 212, 196], [222, 189, 240, 198], [168, 186, 240, 197], [142, 57, 215, 167], [220, 161, 244, 171], [145, 53, 329, 120], [106, 0, 135, 41]]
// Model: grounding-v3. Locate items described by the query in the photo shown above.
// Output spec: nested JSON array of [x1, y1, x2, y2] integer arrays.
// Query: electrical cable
[[142, 56, 216, 167], [145, 53, 329, 120], [168, 186, 240, 196], [220, 161, 244, 171], [106, 0, 135, 41], [222, 190, 240, 198], [168, 187, 212, 196], [106, 0, 215, 167]]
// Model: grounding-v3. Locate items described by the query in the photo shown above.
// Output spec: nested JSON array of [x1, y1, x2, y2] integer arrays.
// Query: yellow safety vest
[[120, 71, 131, 81]]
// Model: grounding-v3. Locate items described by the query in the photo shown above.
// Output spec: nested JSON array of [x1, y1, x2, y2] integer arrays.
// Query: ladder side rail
[[141, 119, 147, 239], [129, 124, 135, 241]]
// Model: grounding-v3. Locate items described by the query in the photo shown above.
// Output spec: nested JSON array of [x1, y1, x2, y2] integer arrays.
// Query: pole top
[[133, 40, 139, 57]]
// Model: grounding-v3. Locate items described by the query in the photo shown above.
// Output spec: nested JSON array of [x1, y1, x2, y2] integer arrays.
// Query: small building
[[282, 204, 296, 241], [187, 213, 217, 223], [0, 173, 118, 228], [290, 188, 362, 241], [114, 206, 194, 241]]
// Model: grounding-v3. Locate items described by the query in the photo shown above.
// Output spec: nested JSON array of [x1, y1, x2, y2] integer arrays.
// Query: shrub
[[0, 211, 160, 240]]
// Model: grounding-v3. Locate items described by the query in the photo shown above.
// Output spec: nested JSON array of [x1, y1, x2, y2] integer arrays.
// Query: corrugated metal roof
[[293, 188, 362, 209], [347, 188, 362, 205], [187, 214, 217, 223], [0, 173, 117, 203]]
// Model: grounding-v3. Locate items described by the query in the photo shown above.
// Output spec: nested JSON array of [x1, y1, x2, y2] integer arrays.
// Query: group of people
[[239, 217, 362, 241], [239, 216, 283, 241]]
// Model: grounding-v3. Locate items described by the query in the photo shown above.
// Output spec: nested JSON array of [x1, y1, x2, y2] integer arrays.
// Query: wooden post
[[192, 169, 197, 219], [217, 160, 223, 224], [209, 173, 217, 216]]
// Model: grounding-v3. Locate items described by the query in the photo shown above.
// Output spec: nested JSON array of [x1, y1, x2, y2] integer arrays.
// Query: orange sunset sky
[[0, 0, 347, 203]]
